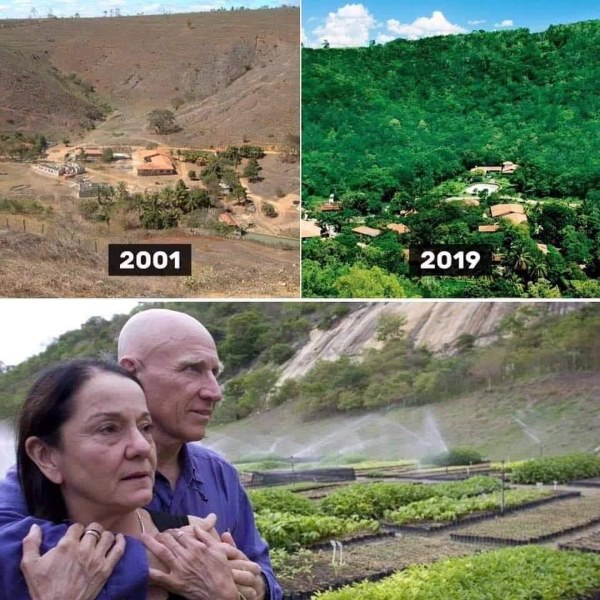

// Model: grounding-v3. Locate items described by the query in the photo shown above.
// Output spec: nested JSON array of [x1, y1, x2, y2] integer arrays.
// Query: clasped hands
[[142, 514, 266, 600], [20, 516, 265, 600]]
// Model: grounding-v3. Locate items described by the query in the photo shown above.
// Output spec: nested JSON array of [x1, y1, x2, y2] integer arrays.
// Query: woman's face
[[48, 371, 157, 518]]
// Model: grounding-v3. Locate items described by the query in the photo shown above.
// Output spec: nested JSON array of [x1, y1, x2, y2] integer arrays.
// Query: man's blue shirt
[[0, 443, 282, 600]]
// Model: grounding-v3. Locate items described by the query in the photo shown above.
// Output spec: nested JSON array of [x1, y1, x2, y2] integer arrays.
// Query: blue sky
[[0, 0, 297, 20], [302, 0, 600, 47]]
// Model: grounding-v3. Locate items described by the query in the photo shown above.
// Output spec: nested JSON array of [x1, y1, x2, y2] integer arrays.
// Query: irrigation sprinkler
[[513, 416, 543, 458], [500, 460, 505, 514]]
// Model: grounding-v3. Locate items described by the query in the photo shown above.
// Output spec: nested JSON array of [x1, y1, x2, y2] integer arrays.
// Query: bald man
[[0, 309, 281, 600]]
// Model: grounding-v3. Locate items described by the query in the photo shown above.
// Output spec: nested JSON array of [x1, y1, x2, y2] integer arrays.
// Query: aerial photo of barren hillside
[[0, 6, 300, 297]]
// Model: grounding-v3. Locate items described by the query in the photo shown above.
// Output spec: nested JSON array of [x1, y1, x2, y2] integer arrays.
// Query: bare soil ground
[[0, 9, 299, 147], [0, 158, 299, 296], [234, 154, 299, 237], [276, 535, 473, 595], [0, 9, 299, 297], [0, 228, 299, 297]]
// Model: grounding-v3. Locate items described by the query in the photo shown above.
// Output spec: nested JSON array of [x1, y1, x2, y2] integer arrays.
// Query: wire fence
[[2, 215, 299, 254], [2, 214, 104, 254]]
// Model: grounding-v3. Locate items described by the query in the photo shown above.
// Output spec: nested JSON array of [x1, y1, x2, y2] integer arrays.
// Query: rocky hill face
[[278, 301, 579, 383], [0, 8, 298, 145]]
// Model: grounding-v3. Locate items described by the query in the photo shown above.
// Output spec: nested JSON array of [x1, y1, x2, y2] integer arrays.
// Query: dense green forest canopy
[[0, 302, 357, 420], [302, 21, 600, 298]]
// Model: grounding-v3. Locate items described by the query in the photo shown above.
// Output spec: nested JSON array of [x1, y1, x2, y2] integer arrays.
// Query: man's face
[[136, 328, 223, 445]]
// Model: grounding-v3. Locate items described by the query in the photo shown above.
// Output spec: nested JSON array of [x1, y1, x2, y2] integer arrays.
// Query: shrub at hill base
[[424, 447, 485, 467]]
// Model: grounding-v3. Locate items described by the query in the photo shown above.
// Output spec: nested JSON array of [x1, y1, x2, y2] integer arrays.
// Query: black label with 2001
[[108, 244, 192, 276]]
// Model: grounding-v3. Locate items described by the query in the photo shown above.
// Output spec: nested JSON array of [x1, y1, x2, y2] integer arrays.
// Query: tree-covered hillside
[[276, 304, 600, 418], [302, 22, 600, 298], [0, 302, 357, 420]]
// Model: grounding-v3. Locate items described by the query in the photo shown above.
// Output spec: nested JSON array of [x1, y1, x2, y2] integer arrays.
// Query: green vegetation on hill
[[2, 303, 598, 427], [302, 22, 600, 297], [0, 302, 358, 420], [274, 304, 600, 417], [0, 133, 47, 160]]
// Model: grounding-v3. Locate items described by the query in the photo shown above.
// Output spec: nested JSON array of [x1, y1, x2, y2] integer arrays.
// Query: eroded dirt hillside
[[0, 8, 298, 144]]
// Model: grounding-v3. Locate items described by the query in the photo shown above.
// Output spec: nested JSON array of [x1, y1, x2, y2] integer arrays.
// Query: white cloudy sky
[[0, 299, 140, 366], [0, 0, 297, 19], [302, 1, 599, 48]]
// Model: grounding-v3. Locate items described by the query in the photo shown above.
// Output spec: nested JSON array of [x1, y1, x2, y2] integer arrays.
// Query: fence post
[[23, 219, 26, 232], [95, 240, 98, 253]]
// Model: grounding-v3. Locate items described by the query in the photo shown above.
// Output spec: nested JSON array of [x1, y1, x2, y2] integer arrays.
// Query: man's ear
[[24, 437, 64, 485], [119, 356, 138, 374]]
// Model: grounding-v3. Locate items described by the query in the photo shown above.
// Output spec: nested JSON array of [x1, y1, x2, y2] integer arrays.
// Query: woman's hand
[[142, 528, 239, 600], [21, 522, 125, 600]]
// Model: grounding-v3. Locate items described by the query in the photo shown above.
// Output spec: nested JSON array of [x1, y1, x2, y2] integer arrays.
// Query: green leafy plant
[[314, 546, 600, 599], [510, 453, 600, 484]]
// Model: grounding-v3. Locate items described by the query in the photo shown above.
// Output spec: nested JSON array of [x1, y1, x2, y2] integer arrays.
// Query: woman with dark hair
[[17, 358, 241, 600]]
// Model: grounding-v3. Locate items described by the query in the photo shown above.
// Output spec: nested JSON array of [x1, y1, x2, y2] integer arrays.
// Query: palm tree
[[505, 240, 535, 274], [528, 257, 548, 282]]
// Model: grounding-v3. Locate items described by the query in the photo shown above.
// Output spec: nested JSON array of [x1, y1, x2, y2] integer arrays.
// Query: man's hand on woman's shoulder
[[21, 522, 125, 600]]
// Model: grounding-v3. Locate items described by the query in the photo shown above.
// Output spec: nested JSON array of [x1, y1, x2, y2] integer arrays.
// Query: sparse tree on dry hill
[[147, 109, 180, 134], [171, 96, 185, 110], [243, 157, 262, 182], [262, 202, 277, 218], [281, 132, 300, 163], [101, 148, 114, 163]]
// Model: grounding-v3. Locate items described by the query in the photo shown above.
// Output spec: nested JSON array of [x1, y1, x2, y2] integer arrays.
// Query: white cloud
[[310, 3, 376, 48], [467, 19, 486, 25], [301, 26, 308, 45], [385, 11, 467, 40], [375, 33, 395, 44], [494, 19, 514, 27]]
